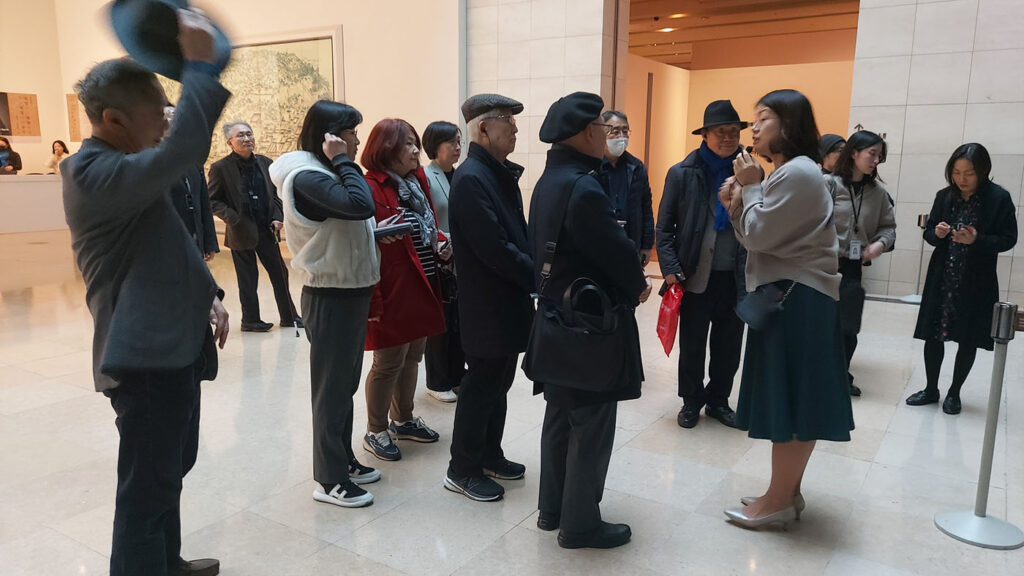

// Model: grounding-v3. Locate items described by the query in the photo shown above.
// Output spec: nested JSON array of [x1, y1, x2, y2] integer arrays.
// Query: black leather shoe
[[281, 316, 303, 328], [849, 383, 862, 396], [537, 511, 560, 531], [177, 557, 219, 576], [705, 405, 737, 428], [557, 521, 631, 549], [241, 321, 273, 332], [906, 389, 940, 406], [677, 405, 700, 429], [942, 395, 962, 415]]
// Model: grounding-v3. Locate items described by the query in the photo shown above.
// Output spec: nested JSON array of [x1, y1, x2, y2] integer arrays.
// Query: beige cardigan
[[729, 155, 841, 300]]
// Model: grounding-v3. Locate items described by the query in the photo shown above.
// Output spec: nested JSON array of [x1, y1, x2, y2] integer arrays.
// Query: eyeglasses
[[484, 114, 517, 126], [607, 128, 631, 138], [341, 128, 358, 137], [591, 122, 615, 135]]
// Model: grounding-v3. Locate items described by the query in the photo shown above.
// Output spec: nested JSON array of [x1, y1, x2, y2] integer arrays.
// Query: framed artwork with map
[[160, 29, 342, 168]]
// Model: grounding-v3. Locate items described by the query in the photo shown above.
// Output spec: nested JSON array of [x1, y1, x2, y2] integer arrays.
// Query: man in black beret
[[444, 94, 535, 502], [529, 92, 651, 549]]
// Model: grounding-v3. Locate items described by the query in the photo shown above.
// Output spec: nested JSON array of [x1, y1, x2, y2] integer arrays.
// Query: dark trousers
[[425, 300, 466, 392], [678, 271, 744, 408], [838, 257, 864, 384], [231, 228, 297, 324], [448, 354, 517, 477], [107, 356, 204, 576], [302, 286, 373, 485], [539, 400, 617, 534]]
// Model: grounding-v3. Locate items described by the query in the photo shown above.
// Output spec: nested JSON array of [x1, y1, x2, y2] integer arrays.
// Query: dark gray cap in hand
[[461, 94, 524, 123]]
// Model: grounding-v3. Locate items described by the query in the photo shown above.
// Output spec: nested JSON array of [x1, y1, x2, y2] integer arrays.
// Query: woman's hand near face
[[323, 132, 348, 160], [732, 150, 762, 187]]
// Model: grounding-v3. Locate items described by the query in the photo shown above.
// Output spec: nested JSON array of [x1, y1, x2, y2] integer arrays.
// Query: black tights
[[923, 339, 978, 398]]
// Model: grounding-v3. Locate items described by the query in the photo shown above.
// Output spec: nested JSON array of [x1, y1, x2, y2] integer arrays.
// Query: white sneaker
[[313, 482, 373, 508], [428, 389, 458, 403]]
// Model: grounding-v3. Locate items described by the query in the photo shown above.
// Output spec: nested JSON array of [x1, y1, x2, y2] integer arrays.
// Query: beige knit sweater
[[729, 155, 841, 300]]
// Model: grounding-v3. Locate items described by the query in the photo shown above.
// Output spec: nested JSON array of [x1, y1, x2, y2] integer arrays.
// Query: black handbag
[[735, 280, 796, 331], [521, 171, 630, 392]]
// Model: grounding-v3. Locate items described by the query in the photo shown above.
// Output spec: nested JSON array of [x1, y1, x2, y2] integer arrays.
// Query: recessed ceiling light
[[658, 27, 677, 33], [669, 13, 687, 19]]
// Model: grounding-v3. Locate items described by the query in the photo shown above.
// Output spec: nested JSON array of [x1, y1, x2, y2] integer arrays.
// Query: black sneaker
[[483, 458, 526, 480], [388, 417, 440, 443], [241, 320, 273, 332], [348, 460, 381, 485], [313, 481, 373, 508], [444, 470, 504, 502], [705, 405, 737, 428]]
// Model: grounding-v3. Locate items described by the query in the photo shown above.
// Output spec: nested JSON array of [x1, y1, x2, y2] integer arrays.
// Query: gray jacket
[[63, 69, 230, 391]]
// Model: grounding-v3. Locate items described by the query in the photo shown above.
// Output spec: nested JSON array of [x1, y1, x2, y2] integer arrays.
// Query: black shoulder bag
[[521, 173, 631, 392]]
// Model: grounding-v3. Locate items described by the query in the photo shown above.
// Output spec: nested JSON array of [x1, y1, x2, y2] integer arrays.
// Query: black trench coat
[[913, 182, 1017, 350]]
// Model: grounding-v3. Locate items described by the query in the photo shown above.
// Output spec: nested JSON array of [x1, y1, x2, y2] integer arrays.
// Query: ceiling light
[[669, 13, 687, 19], [658, 27, 677, 33]]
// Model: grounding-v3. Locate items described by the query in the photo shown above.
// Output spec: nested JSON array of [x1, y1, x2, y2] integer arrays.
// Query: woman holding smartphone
[[718, 89, 853, 529], [360, 118, 449, 462], [906, 143, 1017, 414]]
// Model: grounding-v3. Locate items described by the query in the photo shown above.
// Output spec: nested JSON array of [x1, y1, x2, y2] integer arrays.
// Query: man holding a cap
[[445, 94, 534, 502], [656, 100, 749, 431], [529, 92, 650, 549]]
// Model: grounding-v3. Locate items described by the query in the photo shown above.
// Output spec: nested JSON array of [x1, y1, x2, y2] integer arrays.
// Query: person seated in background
[[0, 136, 22, 175], [209, 120, 301, 332], [46, 140, 70, 175]]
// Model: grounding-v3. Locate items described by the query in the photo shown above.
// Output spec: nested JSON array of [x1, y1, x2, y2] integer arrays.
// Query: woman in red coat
[[360, 118, 448, 461]]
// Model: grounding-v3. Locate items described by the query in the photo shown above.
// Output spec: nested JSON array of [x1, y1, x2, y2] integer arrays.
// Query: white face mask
[[606, 137, 628, 158]]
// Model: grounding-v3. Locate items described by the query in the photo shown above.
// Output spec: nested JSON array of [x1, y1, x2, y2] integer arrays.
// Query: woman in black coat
[[907, 143, 1018, 415]]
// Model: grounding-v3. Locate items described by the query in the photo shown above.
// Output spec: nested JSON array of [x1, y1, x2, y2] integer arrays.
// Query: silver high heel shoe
[[740, 493, 805, 519], [723, 505, 797, 529]]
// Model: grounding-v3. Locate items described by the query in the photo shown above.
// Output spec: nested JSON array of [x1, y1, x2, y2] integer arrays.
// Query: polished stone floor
[[0, 230, 1021, 575]]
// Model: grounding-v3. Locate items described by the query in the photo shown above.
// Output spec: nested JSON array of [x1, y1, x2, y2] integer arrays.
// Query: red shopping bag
[[657, 284, 684, 356]]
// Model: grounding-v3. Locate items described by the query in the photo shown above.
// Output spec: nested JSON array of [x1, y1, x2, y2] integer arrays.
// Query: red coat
[[364, 167, 446, 350]]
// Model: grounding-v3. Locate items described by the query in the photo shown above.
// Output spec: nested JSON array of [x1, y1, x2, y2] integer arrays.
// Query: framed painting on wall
[[159, 31, 341, 169]]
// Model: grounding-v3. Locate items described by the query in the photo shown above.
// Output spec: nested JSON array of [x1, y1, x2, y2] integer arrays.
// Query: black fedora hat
[[691, 100, 749, 135], [110, 0, 232, 81]]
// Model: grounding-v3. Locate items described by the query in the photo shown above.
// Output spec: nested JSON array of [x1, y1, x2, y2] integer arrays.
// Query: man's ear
[[102, 107, 130, 130]]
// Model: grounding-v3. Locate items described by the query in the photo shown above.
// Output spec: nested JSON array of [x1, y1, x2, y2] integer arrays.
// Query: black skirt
[[736, 283, 854, 442]]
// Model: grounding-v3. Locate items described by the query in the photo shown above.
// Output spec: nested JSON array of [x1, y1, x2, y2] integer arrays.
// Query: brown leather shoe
[[177, 558, 220, 576]]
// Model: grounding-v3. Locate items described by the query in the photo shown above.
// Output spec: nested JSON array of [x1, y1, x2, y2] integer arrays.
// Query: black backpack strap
[[538, 170, 596, 297]]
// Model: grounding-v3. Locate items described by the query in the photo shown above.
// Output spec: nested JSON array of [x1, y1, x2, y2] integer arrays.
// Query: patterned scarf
[[387, 171, 438, 248], [697, 142, 740, 231]]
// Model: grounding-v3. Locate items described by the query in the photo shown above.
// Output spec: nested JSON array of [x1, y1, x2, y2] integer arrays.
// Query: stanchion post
[[934, 302, 1024, 550]]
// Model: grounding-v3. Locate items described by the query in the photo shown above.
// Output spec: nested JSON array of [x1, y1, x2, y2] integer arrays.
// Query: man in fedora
[[656, 99, 749, 430], [444, 94, 534, 503]]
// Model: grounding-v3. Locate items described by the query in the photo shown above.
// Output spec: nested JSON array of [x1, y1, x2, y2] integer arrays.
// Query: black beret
[[539, 92, 605, 144], [820, 133, 846, 158], [461, 93, 524, 123]]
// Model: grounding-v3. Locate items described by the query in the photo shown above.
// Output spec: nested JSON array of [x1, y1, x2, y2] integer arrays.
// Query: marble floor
[[0, 229, 1021, 576]]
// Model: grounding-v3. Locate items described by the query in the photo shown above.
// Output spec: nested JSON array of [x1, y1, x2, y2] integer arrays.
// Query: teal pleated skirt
[[735, 283, 855, 442]]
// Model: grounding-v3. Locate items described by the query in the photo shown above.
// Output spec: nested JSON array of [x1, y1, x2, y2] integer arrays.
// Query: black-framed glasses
[[591, 122, 614, 135], [341, 128, 358, 138], [608, 127, 631, 138]]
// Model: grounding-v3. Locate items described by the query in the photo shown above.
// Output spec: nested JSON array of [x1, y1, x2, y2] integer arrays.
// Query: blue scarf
[[0, 150, 9, 168], [697, 142, 739, 231]]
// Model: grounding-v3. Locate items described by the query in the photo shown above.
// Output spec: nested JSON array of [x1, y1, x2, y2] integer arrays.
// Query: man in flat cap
[[529, 92, 651, 549], [656, 99, 749, 430], [444, 94, 534, 502]]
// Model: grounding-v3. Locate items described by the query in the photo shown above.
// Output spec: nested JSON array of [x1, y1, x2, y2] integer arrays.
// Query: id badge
[[849, 239, 862, 260]]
